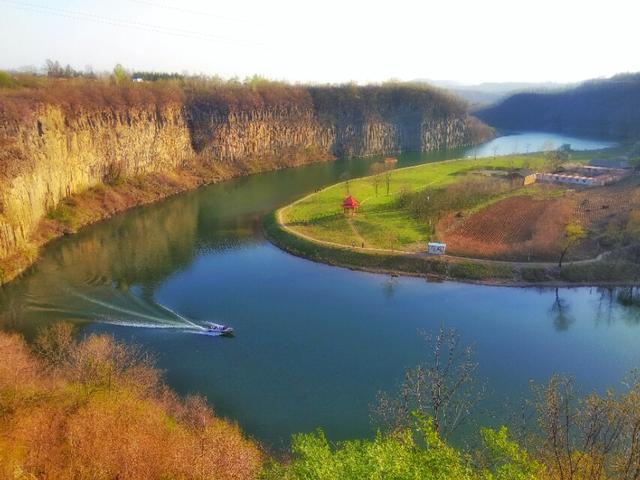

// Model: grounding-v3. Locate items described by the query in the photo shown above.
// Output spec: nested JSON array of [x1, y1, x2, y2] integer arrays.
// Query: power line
[[126, 0, 254, 25], [0, 0, 255, 45]]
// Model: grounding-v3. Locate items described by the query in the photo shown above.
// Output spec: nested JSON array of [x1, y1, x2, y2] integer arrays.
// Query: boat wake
[[26, 285, 207, 331]]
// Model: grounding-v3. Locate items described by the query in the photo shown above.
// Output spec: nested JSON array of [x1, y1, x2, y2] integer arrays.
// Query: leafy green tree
[[558, 223, 586, 268], [112, 63, 130, 84], [263, 416, 475, 480], [480, 427, 543, 480], [0, 70, 16, 88]]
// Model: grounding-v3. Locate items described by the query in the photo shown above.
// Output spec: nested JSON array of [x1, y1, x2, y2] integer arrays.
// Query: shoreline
[[0, 154, 337, 286], [265, 209, 640, 288], [266, 145, 640, 287]]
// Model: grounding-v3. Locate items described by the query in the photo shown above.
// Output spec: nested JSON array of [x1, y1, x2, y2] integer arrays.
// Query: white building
[[428, 242, 447, 255]]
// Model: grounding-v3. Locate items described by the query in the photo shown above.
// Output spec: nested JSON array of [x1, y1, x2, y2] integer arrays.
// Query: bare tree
[[369, 162, 386, 196], [531, 374, 637, 480], [373, 327, 481, 437], [339, 172, 351, 195]]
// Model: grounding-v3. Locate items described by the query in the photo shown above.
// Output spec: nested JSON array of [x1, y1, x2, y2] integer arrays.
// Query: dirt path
[[276, 206, 609, 268], [346, 217, 367, 247]]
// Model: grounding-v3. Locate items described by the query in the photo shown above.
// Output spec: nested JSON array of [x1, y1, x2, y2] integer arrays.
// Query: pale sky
[[0, 0, 638, 84]]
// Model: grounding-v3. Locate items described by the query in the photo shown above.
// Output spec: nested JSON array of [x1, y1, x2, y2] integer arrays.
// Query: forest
[[477, 74, 640, 139]]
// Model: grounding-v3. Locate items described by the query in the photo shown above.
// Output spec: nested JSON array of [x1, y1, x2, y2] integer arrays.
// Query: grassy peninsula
[[270, 148, 640, 284]]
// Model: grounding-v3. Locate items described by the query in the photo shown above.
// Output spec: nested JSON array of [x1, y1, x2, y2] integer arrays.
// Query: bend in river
[[1, 131, 634, 451]]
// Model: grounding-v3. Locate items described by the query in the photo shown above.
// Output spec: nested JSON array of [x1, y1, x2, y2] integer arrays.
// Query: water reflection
[[551, 288, 575, 332]]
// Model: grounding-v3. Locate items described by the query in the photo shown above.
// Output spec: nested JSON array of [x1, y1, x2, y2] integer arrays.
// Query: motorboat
[[204, 322, 234, 336]]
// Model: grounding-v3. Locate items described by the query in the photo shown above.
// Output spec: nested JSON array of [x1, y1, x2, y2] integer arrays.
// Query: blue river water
[[0, 131, 631, 450]]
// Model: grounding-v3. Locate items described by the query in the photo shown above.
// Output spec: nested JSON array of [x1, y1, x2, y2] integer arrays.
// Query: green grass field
[[281, 154, 556, 251]]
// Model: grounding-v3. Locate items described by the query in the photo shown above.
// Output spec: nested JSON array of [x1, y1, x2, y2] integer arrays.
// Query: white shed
[[428, 242, 447, 255]]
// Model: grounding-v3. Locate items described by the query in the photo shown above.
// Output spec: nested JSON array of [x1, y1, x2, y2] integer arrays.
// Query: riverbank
[[0, 78, 492, 285], [267, 149, 640, 286], [266, 210, 640, 286], [263, 210, 640, 287], [0, 78, 489, 283], [0, 151, 333, 285]]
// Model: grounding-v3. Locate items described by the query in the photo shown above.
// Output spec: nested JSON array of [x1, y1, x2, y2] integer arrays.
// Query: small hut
[[427, 242, 447, 255], [342, 195, 360, 214]]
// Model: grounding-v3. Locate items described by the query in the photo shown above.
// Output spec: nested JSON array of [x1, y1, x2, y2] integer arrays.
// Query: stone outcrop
[[0, 83, 490, 277]]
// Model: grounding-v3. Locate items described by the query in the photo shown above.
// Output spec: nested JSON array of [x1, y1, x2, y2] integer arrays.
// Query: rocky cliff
[[0, 81, 490, 281]]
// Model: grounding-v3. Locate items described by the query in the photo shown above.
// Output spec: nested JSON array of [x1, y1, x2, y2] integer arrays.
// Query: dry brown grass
[[439, 178, 640, 262], [0, 324, 263, 480]]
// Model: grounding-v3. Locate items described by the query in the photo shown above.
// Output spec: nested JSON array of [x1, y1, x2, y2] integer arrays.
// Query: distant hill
[[475, 73, 640, 139], [418, 80, 568, 109]]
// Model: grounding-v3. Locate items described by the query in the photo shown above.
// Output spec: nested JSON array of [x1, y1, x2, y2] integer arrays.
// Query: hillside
[[418, 80, 569, 108], [476, 73, 640, 138], [0, 77, 492, 284]]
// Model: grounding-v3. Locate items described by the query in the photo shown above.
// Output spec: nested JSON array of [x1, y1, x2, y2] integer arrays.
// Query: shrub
[[0, 326, 263, 479], [0, 70, 16, 89]]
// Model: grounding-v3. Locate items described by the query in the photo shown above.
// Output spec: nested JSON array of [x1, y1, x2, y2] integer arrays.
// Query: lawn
[[281, 154, 556, 251]]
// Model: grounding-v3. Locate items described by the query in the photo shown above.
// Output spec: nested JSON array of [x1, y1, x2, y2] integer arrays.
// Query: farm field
[[280, 152, 640, 265], [438, 195, 572, 261]]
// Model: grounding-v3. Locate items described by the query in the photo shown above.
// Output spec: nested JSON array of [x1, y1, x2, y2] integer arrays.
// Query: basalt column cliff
[[0, 81, 491, 282]]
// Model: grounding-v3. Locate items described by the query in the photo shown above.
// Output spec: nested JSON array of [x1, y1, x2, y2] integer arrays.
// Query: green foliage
[[263, 416, 475, 480], [544, 148, 570, 172], [131, 71, 185, 81], [283, 155, 550, 252], [480, 427, 542, 480], [264, 417, 546, 480], [449, 262, 513, 280], [558, 222, 587, 267], [0, 70, 16, 89], [477, 73, 640, 140], [565, 223, 586, 244], [112, 63, 130, 84], [46, 203, 73, 226], [398, 177, 517, 224]]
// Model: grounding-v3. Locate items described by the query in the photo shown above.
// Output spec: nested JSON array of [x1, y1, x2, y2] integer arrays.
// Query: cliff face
[[0, 82, 489, 276], [0, 103, 192, 260]]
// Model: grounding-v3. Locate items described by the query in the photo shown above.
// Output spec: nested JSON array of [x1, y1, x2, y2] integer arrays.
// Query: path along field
[[281, 152, 640, 263], [282, 155, 551, 251]]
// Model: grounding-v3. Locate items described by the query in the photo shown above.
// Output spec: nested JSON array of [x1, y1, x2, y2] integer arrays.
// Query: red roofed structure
[[342, 195, 360, 214]]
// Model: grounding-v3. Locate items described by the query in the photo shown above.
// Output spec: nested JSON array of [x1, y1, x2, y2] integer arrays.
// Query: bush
[[0, 70, 16, 89], [0, 325, 263, 479], [449, 262, 513, 280], [263, 416, 539, 480], [520, 267, 552, 283]]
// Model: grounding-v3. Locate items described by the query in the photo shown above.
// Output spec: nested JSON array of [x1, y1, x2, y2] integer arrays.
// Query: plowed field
[[439, 196, 574, 260]]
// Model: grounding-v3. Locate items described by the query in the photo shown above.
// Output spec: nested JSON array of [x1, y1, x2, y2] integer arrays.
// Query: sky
[[0, 0, 638, 85]]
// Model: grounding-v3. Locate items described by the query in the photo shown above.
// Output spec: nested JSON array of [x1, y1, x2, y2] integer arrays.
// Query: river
[[2, 131, 634, 450]]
